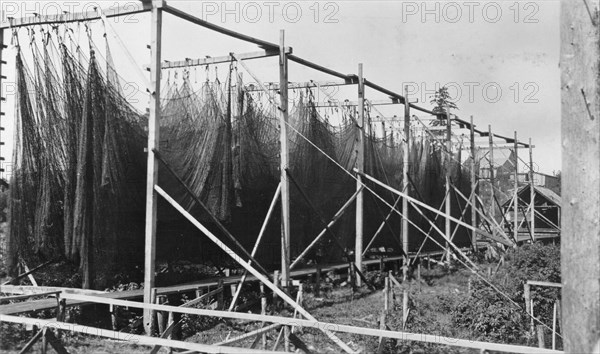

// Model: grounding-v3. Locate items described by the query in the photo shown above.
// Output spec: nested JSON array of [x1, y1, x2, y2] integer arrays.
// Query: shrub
[[452, 242, 560, 344]]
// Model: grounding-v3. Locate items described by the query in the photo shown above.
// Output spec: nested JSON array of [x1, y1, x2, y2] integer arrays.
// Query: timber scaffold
[[0, 0, 579, 353]]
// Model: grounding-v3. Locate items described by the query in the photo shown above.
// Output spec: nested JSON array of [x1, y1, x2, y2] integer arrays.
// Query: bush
[[452, 243, 560, 345]]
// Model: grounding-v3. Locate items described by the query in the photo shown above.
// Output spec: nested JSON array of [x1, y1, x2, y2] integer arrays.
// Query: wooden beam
[[2, 314, 280, 353], [355, 63, 365, 287], [402, 86, 410, 280], [279, 30, 291, 291], [363, 79, 435, 116], [44, 296, 561, 354], [514, 131, 519, 242], [358, 170, 513, 247], [143, 0, 162, 335], [0, 285, 105, 295], [0, 291, 60, 304], [445, 110, 452, 259], [160, 48, 291, 69], [488, 125, 496, 243], [0, 3, 152, 29], [527, 280, 562, 288], [470, 116, 478, 251], [215, 323, 281, 346], [291, 187, 362, 269], [460, 145, 534, 150], [154, 186, 355, 353], [244, 78, 352, 92], [2, 260, 55, 286], [162, 4, 278, 49], [529, 138, 535, 241], [229, 184, 280, 311], [288, 54, 355, 82]]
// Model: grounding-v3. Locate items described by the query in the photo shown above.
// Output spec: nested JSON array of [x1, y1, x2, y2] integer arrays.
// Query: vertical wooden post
[[217, 279, 224, 310], [514, 131, 519, 242], [143, 1, 162, 334], [150, 288, 158, 336], [0, 28, 5, 184], [445, 108, 452, 259], [402, 86, 410, 281], [260, 282, 267, 349], [561, 1, 600, 352], [488, 125, 495, 239], [470, 116, 478, 251], [537, 325, 546, 348], [524, 283, 532, 332], [383, 276, 389, 312], [552, 300, 557, 350], [530, 298, 535, 334], [273, 270, 280, 307], [157, 295, 167, 335], [529, 138, 535, 241], [109, 304, 117, 331], [315, 264, 321, 297], [402, 289, 409, 329], [279, 30, 291, 291], [355, 63, 365, 286]]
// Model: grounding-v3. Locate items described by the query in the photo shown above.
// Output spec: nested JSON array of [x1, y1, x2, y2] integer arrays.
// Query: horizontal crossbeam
[[0, 3, 151, 29], [160, 48, 292, 69]]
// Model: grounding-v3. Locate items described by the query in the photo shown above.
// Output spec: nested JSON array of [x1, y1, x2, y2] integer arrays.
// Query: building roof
[[534, 185, 561, 206], [502, 184, 562, 208]]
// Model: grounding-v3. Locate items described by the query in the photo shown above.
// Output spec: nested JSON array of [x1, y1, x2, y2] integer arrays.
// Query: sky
[[0, 0, 561, 175]]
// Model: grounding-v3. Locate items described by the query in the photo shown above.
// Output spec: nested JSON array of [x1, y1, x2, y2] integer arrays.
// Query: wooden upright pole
[[279, 30, 291, 290], [143, 0, 162, 335], [355, 63, 365, 286], [529, 138, 535, 241], [402, 86, 410, 280], [513, 131, 519, 242], [560, 1, 599, 350], [469, 116, 478, 251], [488, 125, 495, 239], [444, 107, 452, 259]]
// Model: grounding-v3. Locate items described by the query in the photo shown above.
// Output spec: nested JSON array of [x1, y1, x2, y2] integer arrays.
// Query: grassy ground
[[1, 266, 486, 353], [4, 241, 563, 353]]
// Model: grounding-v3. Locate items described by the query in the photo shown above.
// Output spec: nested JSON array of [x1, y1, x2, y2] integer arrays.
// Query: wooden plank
[[355, 63, 365, 286], [0, 285, 105, 295], [529, 138, 535, 240], [402, 86, 411, 280], [161, 48, 290, 69], [359, 170, 512, 247], [0, 255, 411, 315], [143, 1, 162, 335], [470, 116, 478, 251], [488, 125, 496, 242], [162, 4, 278, 49], [229, 184, 281, 311], [18, 329, 43, 354], [50, 294, 561, 354], [1, 314, 282, 354], [279, 30, 291, 290], [288, 54, 355, 82], [363, 79, 434, 116], [2, 260, 55, 286], [153, 186, 355, 353], [215, 323, 281, 346], [291, 187, 362, 269], [0, 291, 60, 304], [514, 131, 519, 243], [444, 110, 453, 260], [527, 281, 562, 288], [0, 3, 151, 29], [244, 78, 352, 92]]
